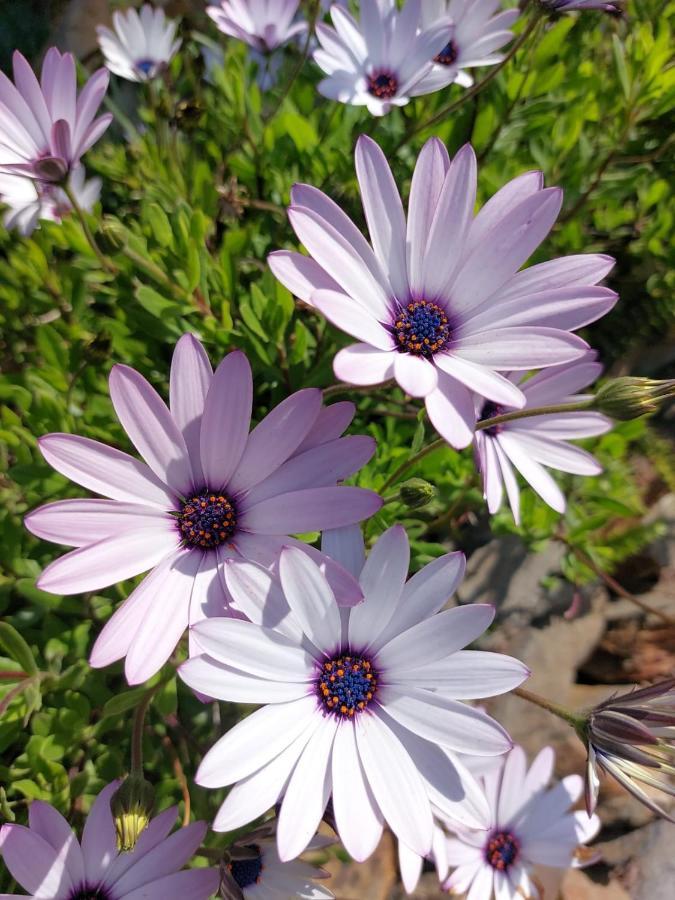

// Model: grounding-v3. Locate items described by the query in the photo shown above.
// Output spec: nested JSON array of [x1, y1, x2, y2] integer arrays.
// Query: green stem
[[380, 399, 596, 491], [63, 182, 117, 274], [476, 399, 595, 429], [131, 690, 155, 775], [119, 245, 185, 302], [395, 8, 540, 151], [322, 380, 395, 400], [512, 686, 585, 730]]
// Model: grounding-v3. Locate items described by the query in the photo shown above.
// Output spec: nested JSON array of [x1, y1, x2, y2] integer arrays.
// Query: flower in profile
[[540, 0, 623, 14], [474, 354, 613, 522], [0, 164, 101, 235], [0, 49, 112, 183], [25, 334, 381, 685], [221, 826, 334, 899], [96, 4, 182, 82], [418, 0, 520, 92], [179, 526, 528, 862], [269, 136, 614, 448], [583, 678, 675, 823], [312, 0, 452, 116], [594, 376, 675, 420], [443, 746, 600, 899], [0, 781, 219, 898], [207, 0, 305, 88]]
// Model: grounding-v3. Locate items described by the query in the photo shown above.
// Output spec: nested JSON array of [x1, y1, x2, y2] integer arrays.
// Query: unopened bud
[[99, 217, 128, 253], [594, 378, 675, 420], [398, 478, 436, 509], [110, 774, 154, 851]]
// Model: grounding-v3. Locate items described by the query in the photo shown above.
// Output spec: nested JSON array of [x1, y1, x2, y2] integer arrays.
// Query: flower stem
[[131, 690, 155, 775], [395, 7, 541, 150], [512, 686, 585, 729], [380, 399, 596, 490], [563, 542, 675, 626], [63, 182, 118, 274]]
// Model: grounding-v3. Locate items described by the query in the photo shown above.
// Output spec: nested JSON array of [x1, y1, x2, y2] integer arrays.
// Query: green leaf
[[612, 34, 631, 101], [0, 623, 38, 675], [101, 686, 152, 719]]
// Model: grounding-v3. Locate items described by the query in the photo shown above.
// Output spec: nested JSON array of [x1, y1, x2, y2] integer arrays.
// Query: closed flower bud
[[593, 377, 675, 420], [110, 773, 155, 851], [398, 478, 436, 509], [99, 217, 128, 253]]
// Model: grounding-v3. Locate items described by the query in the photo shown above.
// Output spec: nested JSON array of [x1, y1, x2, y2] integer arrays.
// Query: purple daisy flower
[[269, 136, 617, 448], [418, 0, 521, 92], [475, 353, 612, 522], [0, 781, 219, 899], [313, 0, 452, 116], [442, 746, 601, 899], [179, 526, 528, 862], [0, 49, 112, 183], [25, 334, 381, 684]]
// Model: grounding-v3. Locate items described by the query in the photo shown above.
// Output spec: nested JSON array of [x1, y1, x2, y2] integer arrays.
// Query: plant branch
[[63, 182, 118, 274], [131, 690, 155, 775], [512, 686, 584, 729]]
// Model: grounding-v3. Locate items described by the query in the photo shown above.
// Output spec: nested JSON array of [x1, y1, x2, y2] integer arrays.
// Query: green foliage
[[0, 0, 673, 883]]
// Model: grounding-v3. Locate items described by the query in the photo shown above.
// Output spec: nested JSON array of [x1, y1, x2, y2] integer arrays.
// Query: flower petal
[[109, 364, 192, 494], [393, 353, 438, 397], [268, 249, 342, 305], [333, 343, 395, 385], [200, 350, 252, 490], [425, 373, 476, 449], [435, 354, 525, 406], [279, 546, 340, 654], [169, 333, 212, 486], [312, 289, 394, 350], [241, 486, 382, 534], [332, 720, 384, 862], [407, 138, 450, 296], [453, 326, 588, 370], [401, 650, 529, 699], [0, 824, 72, 898]]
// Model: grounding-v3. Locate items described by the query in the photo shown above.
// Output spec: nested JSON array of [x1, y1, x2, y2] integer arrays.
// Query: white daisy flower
[[0, 165, 101, 236], [418, 0, 521, 92], [96, 4, 182, 83], [443, 745, 601, 899], [313, 0, 453, 116], [179, 526, 529, 862]]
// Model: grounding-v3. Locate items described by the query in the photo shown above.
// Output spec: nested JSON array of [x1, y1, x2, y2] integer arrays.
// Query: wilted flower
[[0, 781, 219, 898], [312, 0, 452, 116], [442, 746, 600, 899], [0, 165, 101, 235], [179, 526, 528, 862], [25, 334, 381, 684], [0, 49, 112, 183], [475, 354, 613, 522], [594, 376, 675, 420], [221, 826, 334, 899], [418, 0, 520, 92], [583, 678, 675, 822], [269, 136, 614, 449], [96, 4, 182, 82]]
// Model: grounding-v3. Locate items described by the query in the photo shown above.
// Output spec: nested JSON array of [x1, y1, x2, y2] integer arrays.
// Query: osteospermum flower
[[418, 0, 520, 92], [0, 781, 219, 899], [207, 0, 305, 87], [584, 677, 675, 823], [96, 4, 182, 83], [179, 526, 529, 862], [0, 48, 112, 183], [474, 353, 613, 522], [312, 0, 452, 116], [541, 0, 623, 13], [443, 745, 600, 899], [269, 136, 616, 448], [0, 164, 101, 235], [221, 827, 334, 899], [25, 334, 381, 685]]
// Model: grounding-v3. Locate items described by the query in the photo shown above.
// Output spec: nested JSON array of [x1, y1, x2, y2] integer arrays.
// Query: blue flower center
[[230, 847, 264, 888], [485, 831, 520, 870], [135, 58, 158, 77], [393, 300, 451, 358], [367, 70, 399, 99], [434, 39, 458, 66], [317, 654, 378, 718], [178, 489, 237, 549]]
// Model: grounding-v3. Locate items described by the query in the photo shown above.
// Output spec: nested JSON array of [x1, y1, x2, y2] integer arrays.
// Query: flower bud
[[398, 478, 436, 509], [110, 774, 155, 851], [593, 377, 675, 420], [99, 217, 128, 253]]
